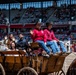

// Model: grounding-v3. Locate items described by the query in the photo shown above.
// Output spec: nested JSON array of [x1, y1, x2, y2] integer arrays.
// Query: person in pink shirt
[[44, 22, 67, 53], [30, 22, 57, 55]]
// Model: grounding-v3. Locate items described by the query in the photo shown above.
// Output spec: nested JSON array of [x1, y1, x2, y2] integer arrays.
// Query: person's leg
[[59, 41, 67, 52], [46, 41, 57, 54], [53, 40, 61, 53], [36, 40, 51, 54]]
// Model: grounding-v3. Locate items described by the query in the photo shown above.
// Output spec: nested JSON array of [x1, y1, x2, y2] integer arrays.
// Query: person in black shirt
[[17, 33, 28, 51]]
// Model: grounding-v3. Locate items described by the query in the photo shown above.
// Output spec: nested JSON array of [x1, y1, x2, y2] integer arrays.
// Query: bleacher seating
[[0, 4, 76, 24]]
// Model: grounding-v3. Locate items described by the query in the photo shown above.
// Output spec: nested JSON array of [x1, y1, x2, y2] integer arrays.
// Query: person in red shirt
[[44, 22, 67, 53], [30, 22, 57, 55]]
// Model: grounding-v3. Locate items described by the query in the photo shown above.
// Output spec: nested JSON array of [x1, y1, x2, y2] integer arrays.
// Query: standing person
[[44, 22, 67, 53], [30, 22, 57, 55]]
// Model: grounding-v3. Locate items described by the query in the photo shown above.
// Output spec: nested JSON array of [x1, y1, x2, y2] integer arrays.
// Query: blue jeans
[[46, 41, 57, 54], [59, 41, 67, 52], [53, 41, 67, 52], [36, 40, 50, 54], [53, 41, 60, 53]]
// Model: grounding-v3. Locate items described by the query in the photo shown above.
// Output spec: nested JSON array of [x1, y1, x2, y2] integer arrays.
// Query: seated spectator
[[9, 41, 18, 51], [17, 33, 28, 51], [0, 41, 8, 51], [3, 35, 8, 44], [44, 22, 67, 53], [30, 22, 55, 55], [6, 33, 16, 49]]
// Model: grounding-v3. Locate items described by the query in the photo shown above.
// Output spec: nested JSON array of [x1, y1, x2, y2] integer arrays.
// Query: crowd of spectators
[[55, 4, 76, 21], [0, 11, 7, 24], [0, 6, 55, 23], [12, 13, 20, 23], [0, 4, 76, 24], [20, 7, 48, 23], [0, 33, 30, 52]]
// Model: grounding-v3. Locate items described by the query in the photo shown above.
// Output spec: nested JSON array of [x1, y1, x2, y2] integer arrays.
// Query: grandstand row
[[0, 1, 76, 23]]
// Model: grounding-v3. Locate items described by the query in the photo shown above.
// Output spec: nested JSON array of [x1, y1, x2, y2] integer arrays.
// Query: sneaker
[[42, 54, 50, 57], [56, 52, 62, 55], [53, 53, 59, 56], [48, 52, 53, 56]]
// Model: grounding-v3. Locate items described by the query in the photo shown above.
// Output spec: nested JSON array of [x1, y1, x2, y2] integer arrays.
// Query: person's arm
[[30, 30, 36, 41], [52, 31, 59, 42], [44, 30, 47, 43]]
